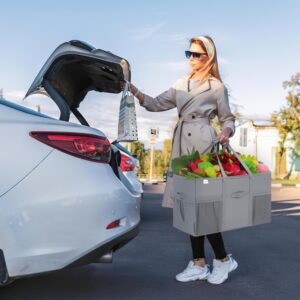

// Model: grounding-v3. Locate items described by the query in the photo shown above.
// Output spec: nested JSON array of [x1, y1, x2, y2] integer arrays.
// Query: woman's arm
[[121, 80, 177, 112], [216, 84, 236, 139]]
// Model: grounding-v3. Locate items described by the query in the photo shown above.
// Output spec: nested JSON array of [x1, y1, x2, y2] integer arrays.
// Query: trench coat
[[140, 74, 236, 208]]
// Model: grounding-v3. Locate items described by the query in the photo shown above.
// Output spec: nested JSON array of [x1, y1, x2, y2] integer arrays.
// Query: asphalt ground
[[1, 184, 300, 300]]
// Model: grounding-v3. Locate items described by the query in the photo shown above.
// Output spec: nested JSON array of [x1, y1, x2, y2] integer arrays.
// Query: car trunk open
[[25, 40, 131, 125], [25, 40, 131, 177]]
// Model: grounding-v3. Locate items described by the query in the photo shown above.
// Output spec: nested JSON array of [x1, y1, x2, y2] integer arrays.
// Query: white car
[[0, 40, 141, 285]]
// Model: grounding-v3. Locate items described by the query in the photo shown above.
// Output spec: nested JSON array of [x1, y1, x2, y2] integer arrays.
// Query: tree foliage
[[270, 73, 300, 179]]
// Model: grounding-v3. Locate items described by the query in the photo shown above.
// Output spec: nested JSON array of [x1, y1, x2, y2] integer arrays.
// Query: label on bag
[[203, 179, 209, 184]]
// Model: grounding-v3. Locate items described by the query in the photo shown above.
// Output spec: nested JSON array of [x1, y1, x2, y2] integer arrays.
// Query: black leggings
[[190, 232, 227, 260]]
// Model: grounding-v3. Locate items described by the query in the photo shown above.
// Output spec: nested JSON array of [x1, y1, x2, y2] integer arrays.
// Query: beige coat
[[140, 74, 236, 208]]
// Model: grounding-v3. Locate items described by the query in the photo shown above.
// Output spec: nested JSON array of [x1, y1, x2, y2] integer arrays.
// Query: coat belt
[[172, 114, 211, 156]]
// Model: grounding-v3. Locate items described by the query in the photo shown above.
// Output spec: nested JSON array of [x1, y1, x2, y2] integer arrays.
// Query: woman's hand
[[217, 127, 232, 146], [120, 80, 136, 93], [119, 80, 145, 104]]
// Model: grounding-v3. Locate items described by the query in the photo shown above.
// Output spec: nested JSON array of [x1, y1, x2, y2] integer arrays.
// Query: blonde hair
[[188, 36, 222, 82]]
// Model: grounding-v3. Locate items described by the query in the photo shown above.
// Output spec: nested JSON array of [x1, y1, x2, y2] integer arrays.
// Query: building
[[230, 119, 300, 179]]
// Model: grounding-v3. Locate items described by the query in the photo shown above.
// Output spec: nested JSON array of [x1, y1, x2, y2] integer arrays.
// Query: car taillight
[[120, 153, 135, 171], [30, 131, 111, 163], [106, 219, 121, 229]]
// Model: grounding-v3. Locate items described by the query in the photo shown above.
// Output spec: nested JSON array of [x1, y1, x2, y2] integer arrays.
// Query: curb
[[142, 181, 299, 187], [141, 181, 163, 185], [272, 183, 300, 188]]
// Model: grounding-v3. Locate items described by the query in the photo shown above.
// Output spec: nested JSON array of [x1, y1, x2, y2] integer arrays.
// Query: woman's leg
[[176, 235, 210, 282], [189, 235, 206, 266], [206, 232, 228, 260]]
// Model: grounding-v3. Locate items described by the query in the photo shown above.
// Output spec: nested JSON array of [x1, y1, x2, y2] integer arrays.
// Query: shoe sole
[[176, 273, 210, 282], [207, 260, 238, 285]]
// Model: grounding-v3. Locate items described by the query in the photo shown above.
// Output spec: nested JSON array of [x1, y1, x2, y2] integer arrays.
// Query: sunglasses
[[185, 50, 207, 59]]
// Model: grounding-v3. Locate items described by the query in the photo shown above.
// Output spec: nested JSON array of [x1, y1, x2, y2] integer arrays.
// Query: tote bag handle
[[222, 144, 254, 178], [209, 141, 227, 178]]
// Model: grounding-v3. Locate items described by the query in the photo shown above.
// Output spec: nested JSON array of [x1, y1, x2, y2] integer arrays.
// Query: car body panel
[[0, 102, 53, 196], [0, 102, 141, 279]]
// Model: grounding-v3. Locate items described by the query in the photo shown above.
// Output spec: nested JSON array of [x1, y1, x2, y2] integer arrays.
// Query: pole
[[149, 143, 154, 181]]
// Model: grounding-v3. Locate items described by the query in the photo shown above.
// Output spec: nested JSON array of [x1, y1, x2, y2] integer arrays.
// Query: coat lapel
[[187, 79, 211, 96], [179, 78, 212, 114]]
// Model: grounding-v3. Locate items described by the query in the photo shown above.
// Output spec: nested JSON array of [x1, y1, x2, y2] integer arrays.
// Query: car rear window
[[0, 99, 52, 119]]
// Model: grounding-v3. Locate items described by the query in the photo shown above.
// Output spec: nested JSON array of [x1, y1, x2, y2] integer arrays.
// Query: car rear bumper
[[0, 222, 140, 284], [0, 148, 141, 278], [67, 222, 140, 267]]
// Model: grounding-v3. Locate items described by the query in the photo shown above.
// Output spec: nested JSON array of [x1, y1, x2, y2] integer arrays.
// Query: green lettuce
[[172, 146, 200, 175]]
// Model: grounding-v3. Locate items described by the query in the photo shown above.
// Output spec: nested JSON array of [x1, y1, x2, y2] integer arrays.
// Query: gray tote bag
[[172, 142, 271, 236]]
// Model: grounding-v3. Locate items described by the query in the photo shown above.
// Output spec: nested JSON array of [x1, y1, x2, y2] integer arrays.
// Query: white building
[[230, 120, 300, 179]]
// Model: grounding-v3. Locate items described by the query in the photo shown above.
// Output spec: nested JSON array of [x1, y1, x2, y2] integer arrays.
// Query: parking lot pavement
[[1, 183, 300, 300]]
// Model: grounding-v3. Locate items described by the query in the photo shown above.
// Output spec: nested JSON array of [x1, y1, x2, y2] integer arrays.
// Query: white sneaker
[[207, 254, 238, 284], [176, 260, 210, 282]]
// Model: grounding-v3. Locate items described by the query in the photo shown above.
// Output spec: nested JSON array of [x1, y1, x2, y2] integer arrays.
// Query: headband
[[197, 36, 214, 58]]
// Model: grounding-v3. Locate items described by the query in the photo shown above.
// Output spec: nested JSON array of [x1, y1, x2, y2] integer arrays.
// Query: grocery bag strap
[[223, 144, 254, 178], [210, 141, 227, 178], [210, 140, 221, 153], [216, 152, 227, 178]]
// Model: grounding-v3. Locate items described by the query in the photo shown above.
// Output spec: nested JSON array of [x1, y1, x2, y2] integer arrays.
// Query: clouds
[[129, 23, 165, 41], [156, 32, 192, 46], [147, 60, 189, 72]]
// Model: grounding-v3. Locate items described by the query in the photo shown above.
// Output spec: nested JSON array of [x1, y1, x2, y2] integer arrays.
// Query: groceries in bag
[[171, 146, 270, 179]]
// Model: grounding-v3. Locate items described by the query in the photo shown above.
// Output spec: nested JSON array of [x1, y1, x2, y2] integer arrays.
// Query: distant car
[[163, 171, 168, 182], [0, 40, 141, 286]]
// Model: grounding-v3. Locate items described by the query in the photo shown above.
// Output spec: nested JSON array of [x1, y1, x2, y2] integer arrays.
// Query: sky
[[0, 0, 299, 149]]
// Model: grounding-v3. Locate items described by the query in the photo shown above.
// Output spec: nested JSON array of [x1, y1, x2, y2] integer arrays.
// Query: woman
[[121, 36, 238, 284]]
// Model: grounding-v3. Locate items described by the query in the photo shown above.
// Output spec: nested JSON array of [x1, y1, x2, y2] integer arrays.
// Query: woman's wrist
[[222, 127, 233, 138], [133, 89, 140, 97], [224, 127, 233, 137], [128, 83, 144, 104], [130, 84, 138, 94]]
